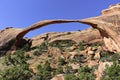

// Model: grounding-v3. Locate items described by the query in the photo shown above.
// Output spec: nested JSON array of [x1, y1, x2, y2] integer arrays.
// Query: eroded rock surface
[[0, 28, 23, 54], [0, 20, 82, 54], [32, 28, 102, 47], [79, 3, 120, 52]]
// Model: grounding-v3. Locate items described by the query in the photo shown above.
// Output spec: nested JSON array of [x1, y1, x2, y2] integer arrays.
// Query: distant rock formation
[[0, 3, 120, 54], [79, 3, 120, 52]]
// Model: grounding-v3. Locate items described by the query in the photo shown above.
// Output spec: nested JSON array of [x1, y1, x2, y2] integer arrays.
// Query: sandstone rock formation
[[0, 28, 23, 54], [32, 28, 102, 47], [0, 20, 82, 54], [79, 3, 120, 52], [0, 3, 120, 54], [51, 74, 65, 80], [0, 20, 101, 54]]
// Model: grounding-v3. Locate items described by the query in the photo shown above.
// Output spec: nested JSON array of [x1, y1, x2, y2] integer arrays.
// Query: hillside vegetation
[[0, 40, 120, 80]]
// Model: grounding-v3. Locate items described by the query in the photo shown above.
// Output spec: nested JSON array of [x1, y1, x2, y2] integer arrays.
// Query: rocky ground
[[0, 33, 120, 80]]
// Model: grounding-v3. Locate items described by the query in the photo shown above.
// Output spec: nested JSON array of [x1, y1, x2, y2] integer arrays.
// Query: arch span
[[15, 20, 82, 47]]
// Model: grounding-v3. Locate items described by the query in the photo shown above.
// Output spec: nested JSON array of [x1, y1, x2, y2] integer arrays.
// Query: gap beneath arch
[[24, 23, 90, 38]]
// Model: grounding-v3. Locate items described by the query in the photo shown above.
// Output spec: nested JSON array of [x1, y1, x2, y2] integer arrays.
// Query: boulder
[[88, 60, 98, 68], [94, 51, 101, 60], [51, 74, 65, 80]]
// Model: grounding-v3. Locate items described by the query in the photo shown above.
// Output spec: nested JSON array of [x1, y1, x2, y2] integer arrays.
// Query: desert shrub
[[33, 42, 48, 56], [91, 42, 103, 47], [92, 64, 99, 70], [36, 61, 53, 80], [22, 43, 30, 51], [78, 29, 81, 31], [100, 51, 111, 62], [64, 66, 95, 80], [67, 32, 71, 35], [101, 62, 120, 80], [54, 66, 64, 75], [49, 40, 76, 51], [39, 42, 48, 53], [64, 65, 73, 74], [70, 54, 86, 63], [44, 61, 52, 71], [100, 51, 120, 62], [0, 65, 32, 80], [111, 53, 120, 62], [3, 50, 30, 66], [58, 57, 67, 65], [33, 50, 40, 56], [0, 50, 33, 80], [77, 66, 95, 80], [78, 41, 84, 51]]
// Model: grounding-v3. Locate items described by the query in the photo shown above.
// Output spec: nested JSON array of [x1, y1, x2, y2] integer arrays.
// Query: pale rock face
[[88, 60, 98, 68], [103, 37, 120, 52], [48, 47, 61, 59], [51, 74, 65, 80], [69, 52, 79, 59], [79, 3, 120, 52], [0, 28, 23, 53], [94, 62, 113, 80], [94, 51, 101, 60], [101, 3, 120, 15], [88, 51, 94, 55], [87, 47, 92, 51], [69, 63, 80, 70]]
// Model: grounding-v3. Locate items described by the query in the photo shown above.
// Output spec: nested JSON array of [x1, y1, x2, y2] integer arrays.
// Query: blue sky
[[0, 0, 119, 37]]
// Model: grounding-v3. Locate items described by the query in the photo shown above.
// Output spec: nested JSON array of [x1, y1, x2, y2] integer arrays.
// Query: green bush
[[39, 42, 48, 53], [0, 65, 32, 80], [33, 50, 40, 56], [111, 53, 120, 62], [77, 66, 95, 80], [0, 50, 33, 80], [49, 40, 76, 51], [70, 54, 86, 63], [101, 62, 120, 80], [3, 50, 30, 66], [23, 44, 30, 51], [100, 51, 120, 62], [58, 57, 66, 65], [54, 66, 64, 75], [100, 51, 111, 62], [78, 41, 84, 51], [67, 32, 71, 35], [64, 65, 73, 74], [36, 61, 53, 80], [64, 66, 95, 80], [91, 42, 102, 47]]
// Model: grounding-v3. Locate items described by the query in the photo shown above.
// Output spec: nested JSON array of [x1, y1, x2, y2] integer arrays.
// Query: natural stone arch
[[1, 3, 120, 54], [14, 20, 80, 47]]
